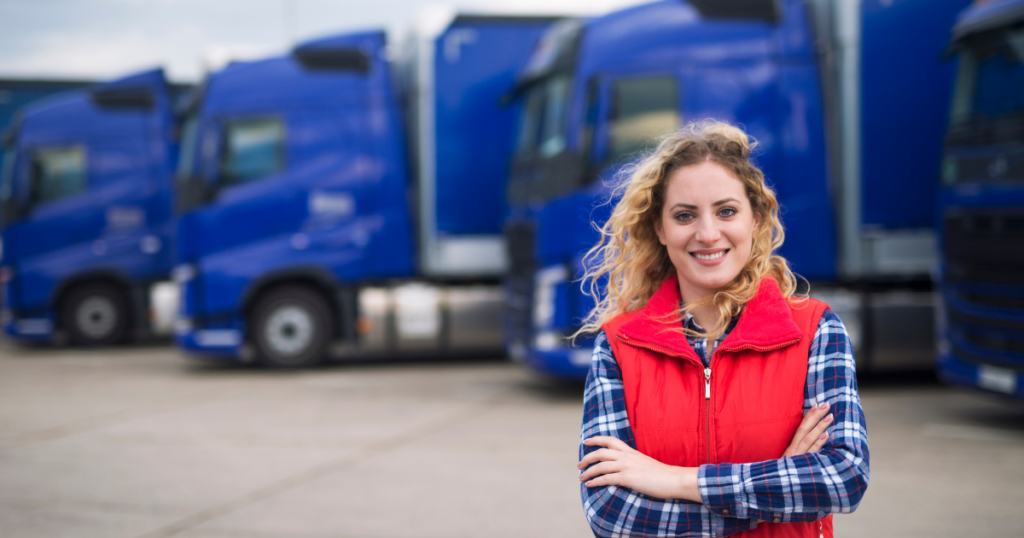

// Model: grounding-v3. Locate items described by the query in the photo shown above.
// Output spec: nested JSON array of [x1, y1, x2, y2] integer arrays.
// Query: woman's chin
[[678, 268, 740, 294]]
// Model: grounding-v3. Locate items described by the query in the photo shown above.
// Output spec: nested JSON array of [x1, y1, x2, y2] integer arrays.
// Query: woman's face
[[654, 161, 759, 304]]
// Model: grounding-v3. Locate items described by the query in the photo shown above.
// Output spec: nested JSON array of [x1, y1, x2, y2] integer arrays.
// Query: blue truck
[[937, 0, 1024, 399], [1, 69, 182, 345], [173, 15, 556, 366], [503, 0, 971, 378]]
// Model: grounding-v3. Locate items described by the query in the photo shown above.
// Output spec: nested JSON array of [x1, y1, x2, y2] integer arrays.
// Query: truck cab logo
[[308, 191, 355, 217], [105, 206, 145, 229]]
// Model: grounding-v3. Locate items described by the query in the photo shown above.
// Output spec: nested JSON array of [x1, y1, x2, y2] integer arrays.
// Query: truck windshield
[[949, 26, 1024, 139]]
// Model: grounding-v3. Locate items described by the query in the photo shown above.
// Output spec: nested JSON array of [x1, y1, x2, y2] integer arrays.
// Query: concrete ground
[[0, 343, 1021, 538]]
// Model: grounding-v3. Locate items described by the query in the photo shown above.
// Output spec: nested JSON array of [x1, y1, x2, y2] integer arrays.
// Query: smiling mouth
[[691, 250, 728, 261]]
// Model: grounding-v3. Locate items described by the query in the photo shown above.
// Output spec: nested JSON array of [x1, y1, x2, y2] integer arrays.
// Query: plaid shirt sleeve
[[579, 331, 758, 537], [698, 309, 871, 522]]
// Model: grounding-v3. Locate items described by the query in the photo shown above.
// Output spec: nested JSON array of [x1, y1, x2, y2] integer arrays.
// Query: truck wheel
[[251, 286, 332, 368], [62, 284, 130, 345]]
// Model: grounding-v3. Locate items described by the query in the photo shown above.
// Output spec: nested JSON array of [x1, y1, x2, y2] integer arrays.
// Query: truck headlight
[[533, 264, 568, 329], [173, 264, 196, 283]]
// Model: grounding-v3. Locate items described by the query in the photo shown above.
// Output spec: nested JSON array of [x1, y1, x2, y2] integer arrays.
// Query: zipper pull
[[819, 520, 824, 538], [704, 367, 711, 399]]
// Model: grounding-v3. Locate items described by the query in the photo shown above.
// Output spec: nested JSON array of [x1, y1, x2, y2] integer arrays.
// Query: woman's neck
[[678, 280, 721, 330], [687, 303, 719, 331]]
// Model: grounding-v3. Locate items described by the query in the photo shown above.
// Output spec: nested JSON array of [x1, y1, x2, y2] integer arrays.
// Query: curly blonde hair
[[575, 120, 801, 343]]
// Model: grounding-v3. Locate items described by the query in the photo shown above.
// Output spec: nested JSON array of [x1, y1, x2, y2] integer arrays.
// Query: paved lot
[[0, 342, 1021, 538]]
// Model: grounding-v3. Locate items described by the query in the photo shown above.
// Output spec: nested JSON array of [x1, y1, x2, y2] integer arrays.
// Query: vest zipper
[[819, 520, 824, 538], [704, 365, 712, 463]]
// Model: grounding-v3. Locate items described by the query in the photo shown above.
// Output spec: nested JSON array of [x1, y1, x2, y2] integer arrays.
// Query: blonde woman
[[575, 121, 868, 537]]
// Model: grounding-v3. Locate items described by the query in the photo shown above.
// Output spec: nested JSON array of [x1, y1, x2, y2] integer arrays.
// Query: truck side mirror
[[1, 194, 22, 224], [176, 175, 214, 214]]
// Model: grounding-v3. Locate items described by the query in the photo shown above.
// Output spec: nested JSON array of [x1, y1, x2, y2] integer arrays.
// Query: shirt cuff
[[698, 463, 749, 519]]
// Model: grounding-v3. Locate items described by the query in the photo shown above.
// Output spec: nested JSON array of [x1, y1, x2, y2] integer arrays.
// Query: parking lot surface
[[0, 343, 1022, 537]]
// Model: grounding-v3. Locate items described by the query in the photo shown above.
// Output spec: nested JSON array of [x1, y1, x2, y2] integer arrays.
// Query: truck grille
[[943, 209, 1024, 287], [504, 221, 535, 347], [944, 208, 1024, 370]]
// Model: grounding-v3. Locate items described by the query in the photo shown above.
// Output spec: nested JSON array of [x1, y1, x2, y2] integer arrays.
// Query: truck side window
[[539, 75, 571, 157], [221, 118, 285, 184], [515, 89, 545, 157], [607, 76, 679, 164], [29, 147, 87, 205], [514, 74, 571, 159]]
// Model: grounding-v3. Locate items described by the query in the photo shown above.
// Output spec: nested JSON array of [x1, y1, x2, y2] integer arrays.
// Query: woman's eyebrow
[[669, 198, 739, 211]]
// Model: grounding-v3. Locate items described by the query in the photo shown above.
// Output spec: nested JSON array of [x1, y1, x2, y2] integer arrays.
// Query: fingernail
[[823, 402, 830, 409], [826, 413, 833, 422], [820, 432, 827, 440]]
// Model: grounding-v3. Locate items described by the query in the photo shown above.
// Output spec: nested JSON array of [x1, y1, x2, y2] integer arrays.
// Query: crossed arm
[[578, 312, 869, 537], [579, 401, 834, 501]]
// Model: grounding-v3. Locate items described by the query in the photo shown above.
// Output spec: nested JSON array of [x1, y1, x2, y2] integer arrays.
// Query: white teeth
[[693, 251, 726, 260]]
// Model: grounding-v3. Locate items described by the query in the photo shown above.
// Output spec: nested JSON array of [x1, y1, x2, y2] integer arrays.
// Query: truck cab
[[937, 0, 1024, 398], [0, 69, 178, 345], [174, 19, 554, 367], [504, 0, 832, 377]]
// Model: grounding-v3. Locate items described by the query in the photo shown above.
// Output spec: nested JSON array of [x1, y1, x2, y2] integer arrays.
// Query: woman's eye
[[719, 207, 737, 217], [674, 212, 694, 222]]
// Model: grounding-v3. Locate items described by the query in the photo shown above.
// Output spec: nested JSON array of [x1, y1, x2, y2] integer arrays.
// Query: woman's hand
[[577, 436, 702, 502], [782, 401, 833, 457]]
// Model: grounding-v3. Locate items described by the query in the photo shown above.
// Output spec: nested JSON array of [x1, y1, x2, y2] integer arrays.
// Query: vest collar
[[617, 274, 803, 359]]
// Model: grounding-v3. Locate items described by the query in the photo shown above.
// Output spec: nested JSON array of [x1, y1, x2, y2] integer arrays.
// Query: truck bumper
[[2, 312, 55, 343], [519, 344, 593, 379], [937, 349, 1023, 400], [174, 318, 245, 360]]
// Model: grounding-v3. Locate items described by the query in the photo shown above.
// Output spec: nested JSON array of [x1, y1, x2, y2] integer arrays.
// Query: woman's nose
[[694, 217, 721, 244]]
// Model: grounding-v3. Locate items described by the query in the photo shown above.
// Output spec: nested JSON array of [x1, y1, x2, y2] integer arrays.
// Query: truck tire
[[250, 286, 332, 368], [61, 283, 130, 345]]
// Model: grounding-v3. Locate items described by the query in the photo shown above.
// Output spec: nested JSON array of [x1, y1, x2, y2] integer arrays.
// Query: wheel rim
[[76, 296, 117, 340], [264, 305, 315, 358]]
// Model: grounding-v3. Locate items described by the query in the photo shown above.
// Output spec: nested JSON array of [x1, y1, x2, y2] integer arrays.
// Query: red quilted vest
[[603, 275, 832, 538]]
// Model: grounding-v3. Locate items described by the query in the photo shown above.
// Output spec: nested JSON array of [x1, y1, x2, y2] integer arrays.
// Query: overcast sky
[[0, 0, 649, 83]]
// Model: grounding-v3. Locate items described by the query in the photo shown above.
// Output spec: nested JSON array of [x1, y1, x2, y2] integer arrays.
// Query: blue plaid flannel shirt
[[579, 309, 870, 537]]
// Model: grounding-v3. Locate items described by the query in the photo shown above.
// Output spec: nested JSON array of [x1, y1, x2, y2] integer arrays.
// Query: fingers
[[579, 461, 620, 482], [583, 472, 620, 488], [794, 402, 830, 440], [577, 448, 620, 469], [808, 431, 829, 453], [783, 402, 833, 457], [583, 436, 632, 452], [795, 412, 834, 454]]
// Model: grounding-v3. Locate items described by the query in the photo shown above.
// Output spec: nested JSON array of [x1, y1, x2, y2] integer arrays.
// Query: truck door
[[184, 113, 301, 311], [5, 144, 97, 313]]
